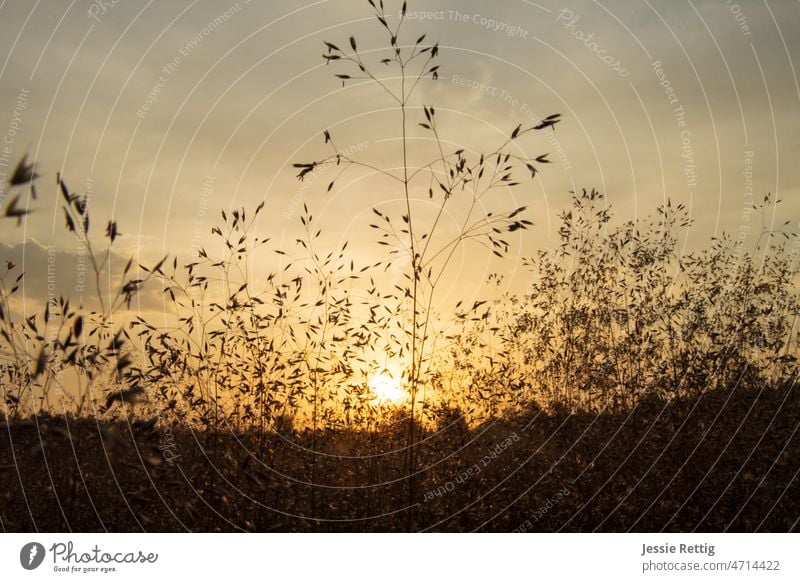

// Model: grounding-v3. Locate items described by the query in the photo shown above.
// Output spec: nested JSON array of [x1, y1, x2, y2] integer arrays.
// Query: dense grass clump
[[439, 189, 798, 421]]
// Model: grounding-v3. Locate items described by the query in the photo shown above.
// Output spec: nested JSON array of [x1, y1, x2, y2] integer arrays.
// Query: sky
[[1, 0, 799, 317]]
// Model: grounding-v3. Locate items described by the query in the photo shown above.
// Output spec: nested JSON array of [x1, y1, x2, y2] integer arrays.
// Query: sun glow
[[368, 372, 407, 405]]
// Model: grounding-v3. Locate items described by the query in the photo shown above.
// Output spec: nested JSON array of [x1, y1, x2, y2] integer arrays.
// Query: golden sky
[[1, 0, 799, 314]]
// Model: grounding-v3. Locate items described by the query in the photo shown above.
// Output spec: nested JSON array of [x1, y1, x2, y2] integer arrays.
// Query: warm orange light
[[368, 372, 406, 405]]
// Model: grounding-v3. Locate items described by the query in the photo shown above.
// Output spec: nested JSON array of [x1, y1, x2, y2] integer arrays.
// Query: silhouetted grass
[[1, 0, 798, 533]]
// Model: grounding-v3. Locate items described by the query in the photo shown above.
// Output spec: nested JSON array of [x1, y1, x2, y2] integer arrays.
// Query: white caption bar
[[1, 533, 796, 581]]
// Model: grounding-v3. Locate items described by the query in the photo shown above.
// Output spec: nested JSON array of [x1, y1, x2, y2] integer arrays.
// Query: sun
[[368, 372, 407, 405]]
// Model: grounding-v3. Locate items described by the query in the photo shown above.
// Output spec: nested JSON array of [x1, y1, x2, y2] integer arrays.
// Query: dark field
[[2, 383, 797, 532]]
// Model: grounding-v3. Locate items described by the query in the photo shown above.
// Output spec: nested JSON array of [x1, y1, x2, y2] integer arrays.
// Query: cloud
[[0, 239, 165, 317]]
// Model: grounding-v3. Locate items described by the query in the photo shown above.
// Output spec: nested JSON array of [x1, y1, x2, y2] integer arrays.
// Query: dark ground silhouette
[[2, 382, 797, 532]]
